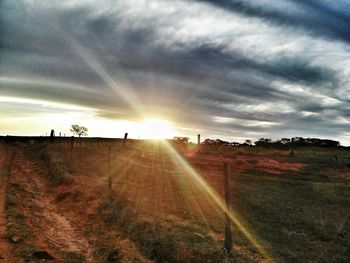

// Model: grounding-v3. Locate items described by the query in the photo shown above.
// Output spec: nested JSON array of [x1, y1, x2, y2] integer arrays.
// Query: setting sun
[[138, 118, 176, 140]]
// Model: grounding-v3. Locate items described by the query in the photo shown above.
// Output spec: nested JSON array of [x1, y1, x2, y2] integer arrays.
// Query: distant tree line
[[172, 136, 341, 148], [253, 137, 340, 148]]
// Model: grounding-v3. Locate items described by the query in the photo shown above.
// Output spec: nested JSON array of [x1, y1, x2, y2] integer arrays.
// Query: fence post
[[197, 134, 201, 145], [224, 162, 233, 254], [108, 146, 112, 190], [123, 133, 128, 148], [50, 129, 55, 144]]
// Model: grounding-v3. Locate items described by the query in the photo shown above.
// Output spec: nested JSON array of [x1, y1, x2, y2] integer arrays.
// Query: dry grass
[[2, 140, 350, 262]]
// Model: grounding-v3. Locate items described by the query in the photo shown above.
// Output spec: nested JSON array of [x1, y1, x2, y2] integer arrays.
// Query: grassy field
[[0, 139, 349, 262]]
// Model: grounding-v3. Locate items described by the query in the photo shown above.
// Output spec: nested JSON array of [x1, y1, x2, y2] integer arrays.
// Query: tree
[[244, 139, 252, 145], [173, 136, 190, 144], [70, 124, 88, 138], [202, 139, 229, 145], [202, 139, 215, 145], [280, 138, 291, 144], [254, 138, 272, 146], [215, 139, 229, 145]]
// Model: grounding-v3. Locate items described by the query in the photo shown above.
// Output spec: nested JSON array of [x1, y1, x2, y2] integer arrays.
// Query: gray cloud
[[198, 0, 350, 43], [1, 0, 350, 143]]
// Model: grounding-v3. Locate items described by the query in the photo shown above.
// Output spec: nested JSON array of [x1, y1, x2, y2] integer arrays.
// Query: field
[[0, 138, 349, 262]]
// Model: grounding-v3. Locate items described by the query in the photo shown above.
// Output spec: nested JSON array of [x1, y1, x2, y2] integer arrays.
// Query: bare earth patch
[[0, 149, 12, 262], [9, 150, 93, 261]]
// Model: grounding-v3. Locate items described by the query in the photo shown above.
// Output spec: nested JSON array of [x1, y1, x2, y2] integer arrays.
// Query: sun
[[139, 118, 176, 140]]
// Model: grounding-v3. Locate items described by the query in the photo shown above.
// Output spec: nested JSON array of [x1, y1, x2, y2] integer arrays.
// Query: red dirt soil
[[60, 145, 305, 231], [9, 150, 93, 261], [1, 143, 306, 262], [3, 146, 149, 262], [0, 151, 11, 262]]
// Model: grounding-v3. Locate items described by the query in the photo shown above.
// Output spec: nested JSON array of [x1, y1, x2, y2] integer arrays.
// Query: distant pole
[[224, 162, 233, 254], [123, 133, 128, 148], [197, 134, 201, 145], [59, 132, 61, 137]]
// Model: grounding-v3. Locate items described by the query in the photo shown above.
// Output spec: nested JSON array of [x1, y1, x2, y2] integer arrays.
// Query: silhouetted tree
[[173, 136, 190, 144], [280, 138, 291, 144], [244, 139, 252, 146], [70, 124, 88, 138], [202, 139, 229, 145], [254, 138, 272, 146], [202, 139, 215, 145], [215, 139, 230, 145], [70, 124, 88, 147]]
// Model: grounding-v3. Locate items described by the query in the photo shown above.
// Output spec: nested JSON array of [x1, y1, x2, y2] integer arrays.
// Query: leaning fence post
[[108, 146, 112, 190], [123, 133, 128, 148], [224, 162, 233, 254]]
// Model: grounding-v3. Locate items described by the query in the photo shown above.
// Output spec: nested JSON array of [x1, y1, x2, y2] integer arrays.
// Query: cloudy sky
[[1, 0, 350, 144]]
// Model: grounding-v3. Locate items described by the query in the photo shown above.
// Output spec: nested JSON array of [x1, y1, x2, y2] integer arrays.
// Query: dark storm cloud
[[198, 0, 350, 43], [1, 0, 350, 143], [116, 43, 335, 86]]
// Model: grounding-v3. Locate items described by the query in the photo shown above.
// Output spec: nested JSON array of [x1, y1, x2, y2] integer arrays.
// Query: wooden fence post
[[50, 129, 55, 144], [224, 162, 233, 254], [197, 134, 201, 145], [123, 133, 128, 148]]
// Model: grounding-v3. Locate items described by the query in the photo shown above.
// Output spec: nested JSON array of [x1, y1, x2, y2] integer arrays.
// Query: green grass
[[233, 170, 350, 263]]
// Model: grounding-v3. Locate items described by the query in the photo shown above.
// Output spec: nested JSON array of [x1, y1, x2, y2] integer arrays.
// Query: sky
[[1, 0, 350, 144]]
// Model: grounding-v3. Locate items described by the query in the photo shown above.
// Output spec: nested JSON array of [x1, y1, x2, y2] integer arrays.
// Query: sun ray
[[162, 141, 275, 263], [52, 25, 274, 260]]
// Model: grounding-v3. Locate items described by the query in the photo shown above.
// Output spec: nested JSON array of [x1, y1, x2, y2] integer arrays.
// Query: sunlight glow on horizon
[[138, 118, 177, 139]]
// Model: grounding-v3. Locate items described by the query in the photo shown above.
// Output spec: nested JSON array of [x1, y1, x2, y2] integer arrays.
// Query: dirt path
[[0, 149, 11, 262], [10, 150, 93, 262], [0, 174, 11, 262]]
